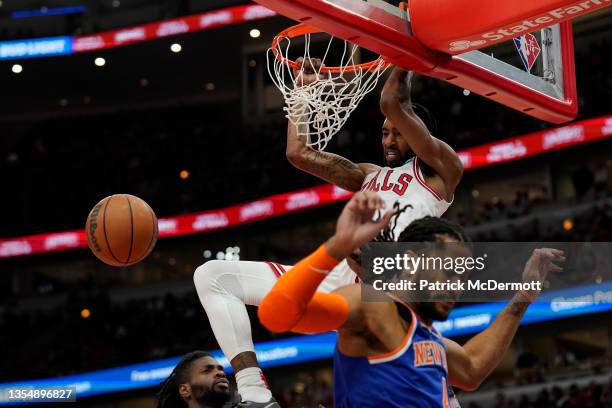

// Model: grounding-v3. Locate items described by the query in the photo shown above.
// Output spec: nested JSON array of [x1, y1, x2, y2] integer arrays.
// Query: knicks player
[[193, 66, 463, 406], [259, 191, 565, 407]]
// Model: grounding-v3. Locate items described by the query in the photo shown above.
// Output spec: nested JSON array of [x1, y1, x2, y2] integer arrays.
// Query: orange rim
[[271, 23, 390, 74]]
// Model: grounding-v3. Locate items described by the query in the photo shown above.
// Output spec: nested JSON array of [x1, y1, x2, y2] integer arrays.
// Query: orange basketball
[[85, 194, 158, 267]]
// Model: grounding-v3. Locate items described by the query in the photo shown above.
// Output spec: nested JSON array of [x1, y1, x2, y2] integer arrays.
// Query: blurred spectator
[[554, 342, 578, 369], [0, 37, 610, 239], [516, 350, 544, 385]]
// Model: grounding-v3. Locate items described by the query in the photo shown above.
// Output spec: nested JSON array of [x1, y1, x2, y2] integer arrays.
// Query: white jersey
[[317, 157, 453, 291], [360, 156, 452, 238]]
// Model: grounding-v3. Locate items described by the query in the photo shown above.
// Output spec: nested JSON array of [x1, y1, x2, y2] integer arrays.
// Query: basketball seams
[[132, 201, 158, 264], [102, 195, 123, 265], [88, 194, 157, 266], [125, 195, 135, 264]]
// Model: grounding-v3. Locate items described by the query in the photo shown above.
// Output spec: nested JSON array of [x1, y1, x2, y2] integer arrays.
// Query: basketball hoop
[[268, 23, 391, 151]]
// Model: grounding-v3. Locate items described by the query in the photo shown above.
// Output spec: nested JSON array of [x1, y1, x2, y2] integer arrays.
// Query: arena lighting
[[249, 28, 261, 38], [1, 282, 609, 402], [170, 43, 182, 53], [223, 246, 240, 261], [0, 5, 277, 61], [11, 64, 22, 74], [179, 169, 190, 179], [80, 308, 91, 319], [205, 82, 215, 91], [563, 218, 574, 231], [94, 57, 105, 67], [0, 115, 610, 260], [112, 0, 120, 7], [11, 5, 86, 19]]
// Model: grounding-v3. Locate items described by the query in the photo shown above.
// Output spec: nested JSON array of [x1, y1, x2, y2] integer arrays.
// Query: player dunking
[[259, 191, 566, 407], [193, 66, 463, 406]]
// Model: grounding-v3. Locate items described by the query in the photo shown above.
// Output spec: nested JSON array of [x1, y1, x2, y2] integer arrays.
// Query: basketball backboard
[[252, 0, 599, 124]]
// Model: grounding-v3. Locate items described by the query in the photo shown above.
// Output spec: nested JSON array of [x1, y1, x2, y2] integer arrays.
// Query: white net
[[268, 25, 390, 151]]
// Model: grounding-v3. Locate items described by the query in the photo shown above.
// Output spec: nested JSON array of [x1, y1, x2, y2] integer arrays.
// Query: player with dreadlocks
[[157, 351, 233, 408], [259, 191, 565, 407]]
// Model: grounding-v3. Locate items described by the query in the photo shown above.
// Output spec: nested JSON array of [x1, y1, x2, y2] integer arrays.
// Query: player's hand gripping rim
[[293, 57, 324, 87]]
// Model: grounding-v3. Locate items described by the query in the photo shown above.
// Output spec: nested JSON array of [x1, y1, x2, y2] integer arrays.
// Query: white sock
[[235, 367, 273, 403]]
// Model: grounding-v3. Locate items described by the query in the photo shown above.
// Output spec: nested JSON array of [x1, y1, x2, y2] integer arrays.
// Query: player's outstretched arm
[[258, 192, 393, 333], [285, 57, 379, 192], [444, 248, 565, 391], [379, 67, 463, 200]]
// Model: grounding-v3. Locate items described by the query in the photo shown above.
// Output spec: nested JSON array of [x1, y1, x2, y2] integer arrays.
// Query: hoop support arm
[[257, 0, 578, 123], [424, 21, 577, 123], [254, 0, 442, 73]]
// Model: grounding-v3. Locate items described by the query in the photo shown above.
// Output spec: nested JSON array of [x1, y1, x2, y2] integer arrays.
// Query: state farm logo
[[240, 200, 274, 221], [243, 5, 276, 20], [486, 141, 527, 163], [200, 11, 232, 28], [458, 152, 471, 168], [447, 0, 610, 52], [156, 20, 189, 37], [115, 28, 146, 43], [286, 191, 320, 210], [44, 232, 80, 250], [542, 125, 584, 150], [332, 185, 351, 199], [158, 219, 178, 233], [192, 213, 229, 231], [449, 39, 486, 52], [73, 35, 105, 51], [0, 240, 32, 257], [602, 118, 612, 135]]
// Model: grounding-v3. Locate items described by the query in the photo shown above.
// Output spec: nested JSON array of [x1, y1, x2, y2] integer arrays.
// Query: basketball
[[85, 194, 158, 267]]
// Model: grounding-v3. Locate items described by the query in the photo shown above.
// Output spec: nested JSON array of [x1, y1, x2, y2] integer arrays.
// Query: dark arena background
[[0, 1, 611, 407]]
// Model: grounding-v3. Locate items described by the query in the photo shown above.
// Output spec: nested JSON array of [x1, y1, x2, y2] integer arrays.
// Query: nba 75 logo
[[513, 33, 541, 72]]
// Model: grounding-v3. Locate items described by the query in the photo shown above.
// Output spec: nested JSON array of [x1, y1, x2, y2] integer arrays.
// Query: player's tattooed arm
[[444, 248, 564, 391], [443, 293, 530, 392], [379, 67, 463, 200], [285, 57, 379, 192], [508, 294, 531, 316], [286, 116, 378, 192]]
